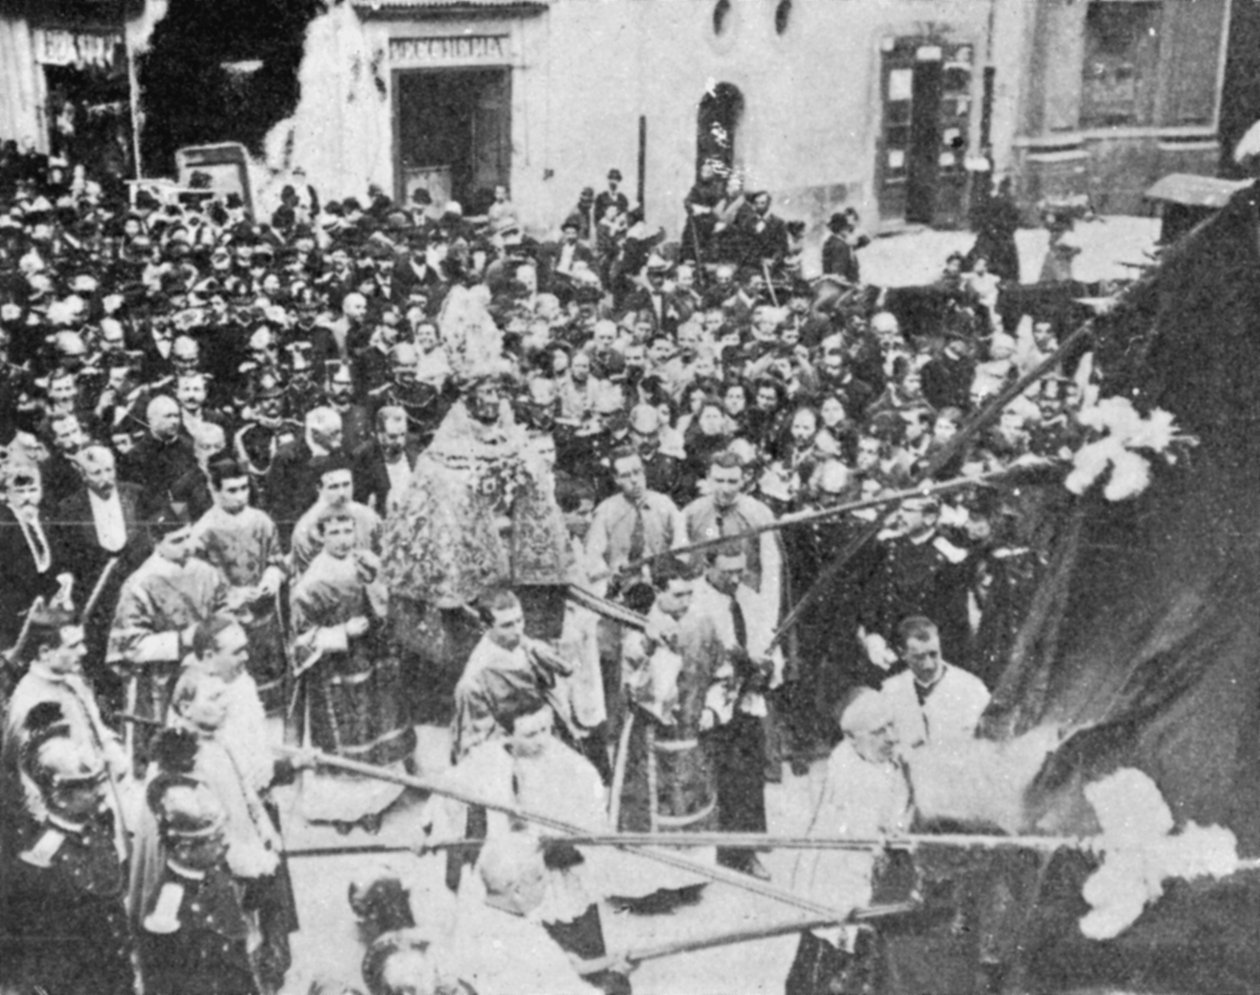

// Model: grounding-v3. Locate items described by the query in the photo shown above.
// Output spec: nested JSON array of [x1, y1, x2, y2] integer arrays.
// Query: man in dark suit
[[821, 211, 862, 285], [265, 405, 342, 538], [392, 235, 449, 312], [309, 292, 369, 374], [594, 168, 630, 222], [120, 393, 198, 503], [619, 255, 683, 335], [537, 216, 596, 296], [52, 444, 154, 707], [352, 405, 419, 516], [39, 410, 92, 509], [0, 460, 70, 653], [748, 191, 789, 271]]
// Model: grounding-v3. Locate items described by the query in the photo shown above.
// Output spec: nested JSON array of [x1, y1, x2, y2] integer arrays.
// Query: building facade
[[0, 0, 1240, 236], [0, 0, 162, 179], [268, 0, 998, 238], [992, 0, 1233, 216]]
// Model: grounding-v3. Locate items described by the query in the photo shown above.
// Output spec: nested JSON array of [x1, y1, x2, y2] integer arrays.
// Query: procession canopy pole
[[413, 830, 1085, 854], [286, 829, 1091, 857], [278, 745, 885, 923], [619, 464, 1028, 576], [578, 902, 917, 975], [771, 312, 1103, 649], [564, 584, 649, 630], [540, 831, 1082, 852]]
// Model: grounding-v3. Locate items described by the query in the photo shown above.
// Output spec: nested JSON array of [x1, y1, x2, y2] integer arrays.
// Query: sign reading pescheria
[[388, 34, 512, 65]]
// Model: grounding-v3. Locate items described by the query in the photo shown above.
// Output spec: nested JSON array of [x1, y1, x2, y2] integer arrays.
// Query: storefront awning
[[1143, 173, 1249, 209]]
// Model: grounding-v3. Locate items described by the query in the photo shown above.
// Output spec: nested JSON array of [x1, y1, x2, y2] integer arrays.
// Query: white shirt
[[13, 506, 51, 572], [882, 663, 991, 752], [384, 456, 411, 511], [89, 488, 128, 553], [557, 243, 575, 275]]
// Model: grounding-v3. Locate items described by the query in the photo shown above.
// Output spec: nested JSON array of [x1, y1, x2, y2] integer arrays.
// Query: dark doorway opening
[[906, 54, 943, 224], [696, 81, 744, 178], [877, 40, 972, 227], [44, 60, 133, 181], [394, 68, 511, 215]]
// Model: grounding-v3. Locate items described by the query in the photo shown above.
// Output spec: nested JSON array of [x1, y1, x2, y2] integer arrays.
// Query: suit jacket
[[307, 322, 351, 374], [536, 241, 596, 293], [821, 233, 860, 284], [264, 438, 319, 535], [619, 288, 682, 335], [40, 450, 85, 509], [0, 505, 63, 648], [119, 433, 198, 503], [53, 482, 155, 597], [392, 257, 449, 313], [351, 439, 419, 515]]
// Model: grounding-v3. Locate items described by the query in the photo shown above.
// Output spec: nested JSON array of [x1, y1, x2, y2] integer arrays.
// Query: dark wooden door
[[906, 47, 943, 224]]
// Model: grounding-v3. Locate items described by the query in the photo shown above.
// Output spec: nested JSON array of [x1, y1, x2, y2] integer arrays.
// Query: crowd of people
[[0, 141, 1100, 995]]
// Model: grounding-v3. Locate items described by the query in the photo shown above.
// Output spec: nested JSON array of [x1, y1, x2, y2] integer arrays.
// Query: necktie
[[628, 502, 646, 564], [24, 515, 50, 572], [729, 595, 747, 650]]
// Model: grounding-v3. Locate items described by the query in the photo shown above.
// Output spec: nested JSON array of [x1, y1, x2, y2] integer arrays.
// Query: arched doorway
[[696, 81, 744, 178]]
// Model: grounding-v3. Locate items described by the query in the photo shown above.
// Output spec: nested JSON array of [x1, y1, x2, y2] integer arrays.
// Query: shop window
[[1081, 0, 1162, 128]]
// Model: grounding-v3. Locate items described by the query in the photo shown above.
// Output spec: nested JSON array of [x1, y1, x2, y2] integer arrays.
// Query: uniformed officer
[[366, 342, 444, 447], [281, 341, 326, 420], [137, 734, 260, 995], [857, 494, 973, 672], [233, 371, 302, 502], [5, 701, 135, 995]]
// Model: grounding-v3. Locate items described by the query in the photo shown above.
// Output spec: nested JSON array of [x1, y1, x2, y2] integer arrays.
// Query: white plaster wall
[[263, 0, 994, 237], [0, 14, 43, 149]]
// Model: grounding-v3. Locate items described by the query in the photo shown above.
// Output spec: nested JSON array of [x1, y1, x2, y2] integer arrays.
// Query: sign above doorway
[[388, 34, 513, 65]]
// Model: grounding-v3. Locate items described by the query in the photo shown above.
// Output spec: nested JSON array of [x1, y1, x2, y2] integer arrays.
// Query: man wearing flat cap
[[538, 216, 595, 296], [595, 168, 629, 223]]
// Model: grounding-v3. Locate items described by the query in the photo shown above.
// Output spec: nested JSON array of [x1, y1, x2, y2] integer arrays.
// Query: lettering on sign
[[389, 35, 511, 64], [34, 29, 122, 68]]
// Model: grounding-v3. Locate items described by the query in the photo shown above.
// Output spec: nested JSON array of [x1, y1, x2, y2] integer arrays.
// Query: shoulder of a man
[[736, 493, 775, 524], [680, 493, 713, 522], [939, 662, 990, 700], [644, 489, 679, 514]]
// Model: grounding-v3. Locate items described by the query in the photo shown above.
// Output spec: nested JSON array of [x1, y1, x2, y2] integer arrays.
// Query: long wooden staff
[[577, 902, 916, 975], [81, 555, 122, 625], [279, 745, 894, 923], [618, 464, 1029, 577]]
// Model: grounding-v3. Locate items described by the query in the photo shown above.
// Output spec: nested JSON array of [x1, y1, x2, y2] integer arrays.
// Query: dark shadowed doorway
[[394, 68, 511, 215]]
